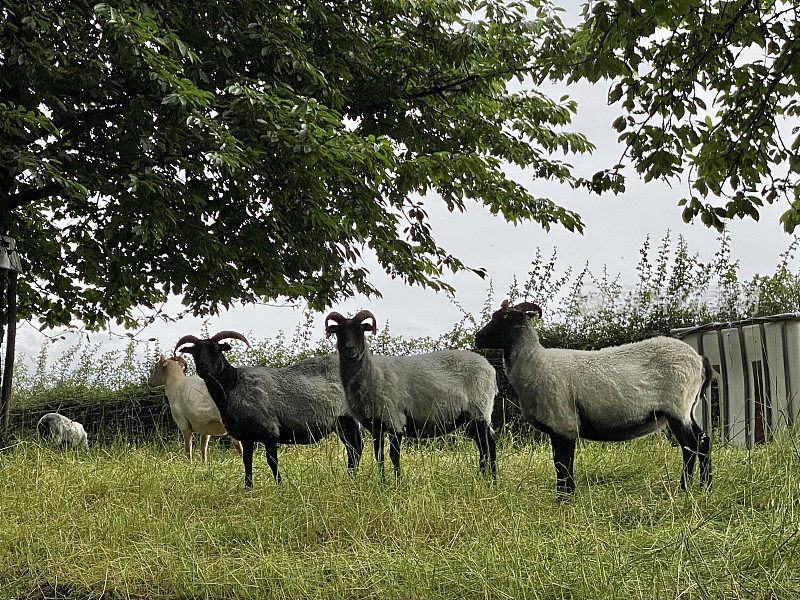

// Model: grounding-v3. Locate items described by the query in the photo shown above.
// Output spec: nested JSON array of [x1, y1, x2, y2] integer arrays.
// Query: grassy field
[[0, 430, 797, 599]]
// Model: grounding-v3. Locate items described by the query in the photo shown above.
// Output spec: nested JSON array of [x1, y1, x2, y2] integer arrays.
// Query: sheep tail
[[690, 355, 713, 435], [699, 355, 713, 399]]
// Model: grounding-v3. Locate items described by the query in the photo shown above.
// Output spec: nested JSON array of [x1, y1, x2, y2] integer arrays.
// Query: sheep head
[[174, 331, 250, 381], [148, 354, 187, 386], [325, 310, 377, 359], [475, 300, 542, 350]]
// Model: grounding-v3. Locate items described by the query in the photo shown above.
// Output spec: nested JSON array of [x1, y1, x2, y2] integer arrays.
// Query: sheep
[[37, 413, 89, 450], [474, 300, 712, 496], [324, 310, 498, 481], [148, 354, 244, 462], [174, 331, 363, 487]]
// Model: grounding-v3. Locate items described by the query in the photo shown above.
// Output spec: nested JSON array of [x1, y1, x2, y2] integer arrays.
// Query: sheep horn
[[171, 355, 188, 373], [501, 300, 510, 310], [174, 334, 201, 355], [325, 311, 347, 337], [210, 330, 250, 349], [353, 310, 377, 333], [513, 302, 543, 319]]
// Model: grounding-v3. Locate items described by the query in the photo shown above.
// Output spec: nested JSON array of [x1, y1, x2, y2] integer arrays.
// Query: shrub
[[11, 231, 800, 437]]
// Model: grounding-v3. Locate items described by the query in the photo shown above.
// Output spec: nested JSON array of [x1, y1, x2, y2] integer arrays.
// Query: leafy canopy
[[547, 0, 800, 231], [0, 0, 595, 330]]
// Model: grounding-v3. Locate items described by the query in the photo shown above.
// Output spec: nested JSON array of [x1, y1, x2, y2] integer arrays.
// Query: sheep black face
[[475, 300, 543, 350], [174, 331, 249, 383], [177, 340, 229, 379], [325, 310, 377, 358]]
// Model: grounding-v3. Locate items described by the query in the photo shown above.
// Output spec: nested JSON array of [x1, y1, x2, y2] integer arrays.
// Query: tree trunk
[[1, 270, 17, 431], [0, 271, 6, 396]]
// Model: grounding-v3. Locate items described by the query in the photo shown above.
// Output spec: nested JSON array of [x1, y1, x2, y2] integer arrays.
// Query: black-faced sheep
[[148, 355, 244, 462], [175, 331, 363, 487], [475, 301, 712, 496], [325, 310, 498, 480]]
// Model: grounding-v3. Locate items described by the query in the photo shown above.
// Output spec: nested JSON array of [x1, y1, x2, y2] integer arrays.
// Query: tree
[[0, 0, 595, 332], [547, 0, 800, 231]]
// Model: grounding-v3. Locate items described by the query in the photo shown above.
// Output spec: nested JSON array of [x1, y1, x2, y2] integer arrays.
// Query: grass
[[0, 430, 797, 599]]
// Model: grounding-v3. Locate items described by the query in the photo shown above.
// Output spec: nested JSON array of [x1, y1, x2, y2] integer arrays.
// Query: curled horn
[[210, 330, 250, 349], [513, 302, 543, 319], [353, 310, 377, 333], [174, 334, 201, 355], [170, 355, 188, 373], [501, 300, 510, 310], [325, 311, 347, 337]]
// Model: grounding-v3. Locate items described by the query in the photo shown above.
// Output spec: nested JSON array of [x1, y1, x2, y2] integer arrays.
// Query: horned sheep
[[175, 331, 363, 487], [148, 355, 244, 462], [475, 300, 712, 496], [325, 310, 498, 480]]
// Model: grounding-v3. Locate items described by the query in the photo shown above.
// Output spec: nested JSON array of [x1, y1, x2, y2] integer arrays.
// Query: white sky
[[13, 47, 798, 365]]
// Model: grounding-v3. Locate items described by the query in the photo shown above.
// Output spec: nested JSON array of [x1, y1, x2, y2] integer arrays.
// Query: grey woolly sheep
[[325, 310, 498, 480], [475, 300, 712, 496], [37, 413, 89, 450]]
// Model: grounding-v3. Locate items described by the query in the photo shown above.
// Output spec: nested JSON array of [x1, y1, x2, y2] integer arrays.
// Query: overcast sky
[[14, 51, 797, 364]]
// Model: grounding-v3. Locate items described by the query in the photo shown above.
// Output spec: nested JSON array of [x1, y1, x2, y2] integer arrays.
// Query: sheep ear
[[219, 342, 232, 352], [325, 324, 339, 338], [361, 322, 377, 334]]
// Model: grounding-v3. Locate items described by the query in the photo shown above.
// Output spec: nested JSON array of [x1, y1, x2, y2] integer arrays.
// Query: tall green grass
[[0, 432, 797, 599]]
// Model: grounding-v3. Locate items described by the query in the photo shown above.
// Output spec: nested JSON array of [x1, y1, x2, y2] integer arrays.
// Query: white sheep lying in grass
[[148, 355, 243, 462], [37, 413, 89, 450]]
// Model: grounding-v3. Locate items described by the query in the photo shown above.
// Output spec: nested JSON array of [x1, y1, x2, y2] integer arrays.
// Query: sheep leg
[[373, 432, 385, 481], [182, 430, 193, 462], [466, 420, 497, 481], [265, 439, 281, 484], [690, 411, 712, 486], [242, 440, 254, 488], [388, 431, 402, 480], [550, 434, 576, 497], [200, 434, 211, 463], [668, 416, 703, 489], [697, 431, 712, 486], [230, 437, 244, 456], [487, 427, 497, 482], [336, 417, 363, 474]]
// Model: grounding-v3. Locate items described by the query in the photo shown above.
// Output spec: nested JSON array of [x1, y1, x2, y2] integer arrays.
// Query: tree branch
[[355, 66, 533, 111], [0, 183, 63, 214]]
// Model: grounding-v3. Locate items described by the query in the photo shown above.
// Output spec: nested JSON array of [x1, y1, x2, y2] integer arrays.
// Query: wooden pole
[[1, 270, 17, 431], [0, 270, 6, 348], [0, 270, 6, 421]]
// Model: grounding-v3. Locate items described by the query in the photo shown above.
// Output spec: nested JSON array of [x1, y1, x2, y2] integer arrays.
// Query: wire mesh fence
[[9, 385, 174, 442]]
